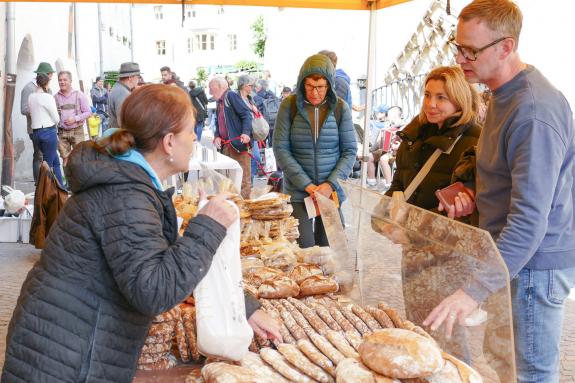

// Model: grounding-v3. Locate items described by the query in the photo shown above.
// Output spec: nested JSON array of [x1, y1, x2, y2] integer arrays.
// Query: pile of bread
[[137, 300, 200, 371], [194, 296, 482, 383], [241, 193, 299, 257], [243, 263, 339, 300]]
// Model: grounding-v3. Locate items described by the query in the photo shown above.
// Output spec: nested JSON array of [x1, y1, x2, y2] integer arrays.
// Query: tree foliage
[[251, 15, 266, 58], [196, 67, 207, 83], [235, 60, 260, 72]]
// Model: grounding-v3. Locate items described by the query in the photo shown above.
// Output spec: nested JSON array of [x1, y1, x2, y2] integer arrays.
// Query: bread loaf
[[297, 339, 336, 377], [258, 276, 300, 299], [308, 332, 345, 365], [279, 307, 309, 341], [260, 347, 315, 383], [359, 329, 444, 379], [201, 361, 264, 382], [277, 343, 335, 383], [326, 330, 359, 359], [288, 297, 331, 336], [240, 351, 290, 383], [364, 306, 395, 329], [137, 354, 177, 371], [335, 358, 375, 383], [343, 330, 363, 352], [251, 267, 285, 287], [299, 275, 339, 296], [289, 263, 324, 284], [420, 353, 482, 383], [262, 305, 297, 345], [311, 303, 342, 331]]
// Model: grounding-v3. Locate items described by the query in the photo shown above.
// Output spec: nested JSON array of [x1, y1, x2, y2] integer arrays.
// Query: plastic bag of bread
[[194, 200, 253, 361], [295, 246, 339, 275], [358, 329, 444, 379], [259, 240, 298, 271], [241, 257, 265, 277], [198, 165, 239, 196], [299, 275, 339, 296]]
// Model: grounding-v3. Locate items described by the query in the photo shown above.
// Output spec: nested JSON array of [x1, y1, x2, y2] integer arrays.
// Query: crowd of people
[[6, 1, 575, 382]]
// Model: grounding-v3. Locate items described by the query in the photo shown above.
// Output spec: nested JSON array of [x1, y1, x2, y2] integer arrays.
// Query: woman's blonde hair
[[419, 66, 480, 127]]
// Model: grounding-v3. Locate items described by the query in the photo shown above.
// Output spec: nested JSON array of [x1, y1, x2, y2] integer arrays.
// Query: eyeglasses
[[449, 36, 511, 61], [304, 83, 329, 93]]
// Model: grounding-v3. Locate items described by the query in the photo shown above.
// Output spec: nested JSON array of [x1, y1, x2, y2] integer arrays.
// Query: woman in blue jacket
[[273, 54, 357, 247]]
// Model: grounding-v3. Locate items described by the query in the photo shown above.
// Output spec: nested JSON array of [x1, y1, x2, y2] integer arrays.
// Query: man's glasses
[[304, 84, 329, 93], [449, 36, 511, 61]]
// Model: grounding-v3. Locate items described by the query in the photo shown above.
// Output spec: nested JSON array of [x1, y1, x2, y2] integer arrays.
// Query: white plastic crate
[[0, 217, 20, 242], [19, 206, 33, 244]]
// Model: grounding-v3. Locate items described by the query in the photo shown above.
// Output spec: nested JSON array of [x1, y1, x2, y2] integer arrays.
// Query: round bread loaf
[[289, 263, 323, 285], [359, 329, 444, 379], [258, 276, 300, 299], [424, 353, 482, 383], [299, 275, 338, 297], [251, 267, 285, 287]]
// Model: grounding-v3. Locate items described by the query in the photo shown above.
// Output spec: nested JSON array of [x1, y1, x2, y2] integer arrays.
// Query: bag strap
[[402, 135, 462, 201]]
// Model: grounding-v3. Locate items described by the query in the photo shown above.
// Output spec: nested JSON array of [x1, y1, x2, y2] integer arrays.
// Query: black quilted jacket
[[2, 142, 258, 382]]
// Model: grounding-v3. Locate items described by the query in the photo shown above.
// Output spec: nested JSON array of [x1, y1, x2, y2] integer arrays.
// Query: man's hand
[[65, 116, 76, 125], [438, 188, 475, 219], [240, 134, 251, 144], [197, 193, 237, 228], [248, 309, 283, 342], [305, 184, 318, 196], [213, 137, 222, 149], [422, 289, 478, 338], [315, 183, 333, 198]]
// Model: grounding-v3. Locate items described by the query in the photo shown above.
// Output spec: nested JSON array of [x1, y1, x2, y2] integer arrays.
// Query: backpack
[[263, 96, 281, 128], [190, 92, 207, 121]]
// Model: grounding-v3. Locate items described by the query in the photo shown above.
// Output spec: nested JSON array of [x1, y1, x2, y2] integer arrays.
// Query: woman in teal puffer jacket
[[273, 54, 357, 248]]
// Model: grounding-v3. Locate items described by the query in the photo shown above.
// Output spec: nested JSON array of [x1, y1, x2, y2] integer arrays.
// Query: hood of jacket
[[335, 68, 351, 84], [296, 54, 338, 112], [65, 141, 157, 194], [189, 87, 204, 97]]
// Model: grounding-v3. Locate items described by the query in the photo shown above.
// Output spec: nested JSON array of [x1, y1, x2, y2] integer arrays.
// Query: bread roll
[[201, 361, 265, 382], [299, 275, 339, 296], [289, 263, 324, 284], [258, 276, 300, 299], [359, 329, 444, 379]]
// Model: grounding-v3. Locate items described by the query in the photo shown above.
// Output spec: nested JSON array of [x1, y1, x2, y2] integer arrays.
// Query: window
[[187, 37, 192, 54], [154, 6, 163, 20], [185, 4, 195, 18], [109, 27, 113, 37], [192, 33, 216, 51], [228, 34, 237, 51], [156, 40, 166, 55], [217, 6, 224, 15]]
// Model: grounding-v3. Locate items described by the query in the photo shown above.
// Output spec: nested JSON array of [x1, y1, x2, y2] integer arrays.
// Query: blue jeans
[[251, 141, 261, 182], [32, 126, 64, 187], [195, 120, 204, 142], [511, 267, 575, 383]]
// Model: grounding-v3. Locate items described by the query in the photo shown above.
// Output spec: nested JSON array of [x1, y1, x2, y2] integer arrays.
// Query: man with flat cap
[[108, 62, 141, 130], [21, 62, 55, 183]]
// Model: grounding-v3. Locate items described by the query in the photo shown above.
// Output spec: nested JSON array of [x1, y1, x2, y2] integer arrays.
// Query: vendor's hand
[[248, 309, 283, 342], [213, 137, 222, 149], [438, 188, 475, 219], [422, 288, 478, 338], [197, 192, 237, 228], [65, 116, 76, 125], [240, 134, 251, 144], [305, 184, 318, 196], [315, 183, 333, 198]]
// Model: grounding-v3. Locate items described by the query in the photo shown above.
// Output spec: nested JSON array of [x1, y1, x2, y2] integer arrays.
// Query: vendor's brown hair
[[96, 84, 194, 155], [459, 0, 522, 49], [419, 66, 479, 127]]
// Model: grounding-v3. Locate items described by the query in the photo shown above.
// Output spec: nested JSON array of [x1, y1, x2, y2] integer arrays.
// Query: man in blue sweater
[[424, 1, 575, 382]]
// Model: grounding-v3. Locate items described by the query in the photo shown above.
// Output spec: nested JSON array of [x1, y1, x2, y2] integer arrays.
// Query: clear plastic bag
[[194, 200, 253, 361]]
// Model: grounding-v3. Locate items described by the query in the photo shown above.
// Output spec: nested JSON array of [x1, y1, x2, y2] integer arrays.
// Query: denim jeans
[[32, 126, 64, 187], [251, 141, 261, 181], [511, 267, 575, 383], [195, 120, 204, 142]]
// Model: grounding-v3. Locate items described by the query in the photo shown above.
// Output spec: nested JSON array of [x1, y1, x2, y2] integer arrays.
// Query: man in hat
[[108, 62, 141, 130], [21, 62, 55, 183]]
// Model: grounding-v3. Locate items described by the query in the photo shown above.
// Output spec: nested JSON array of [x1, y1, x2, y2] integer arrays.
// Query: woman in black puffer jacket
[[2, 85, 280, 383]]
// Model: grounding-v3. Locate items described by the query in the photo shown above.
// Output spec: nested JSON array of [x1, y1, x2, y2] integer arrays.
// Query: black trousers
[[291, 201, 344, 248], [29, 133, 44, 183]]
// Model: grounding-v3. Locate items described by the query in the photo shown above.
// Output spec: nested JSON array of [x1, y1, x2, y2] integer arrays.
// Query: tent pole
[[360, 0, 377, 188]]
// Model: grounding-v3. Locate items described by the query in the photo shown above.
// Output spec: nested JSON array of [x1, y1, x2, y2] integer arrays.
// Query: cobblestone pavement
[[0, 242, 573, 381]]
